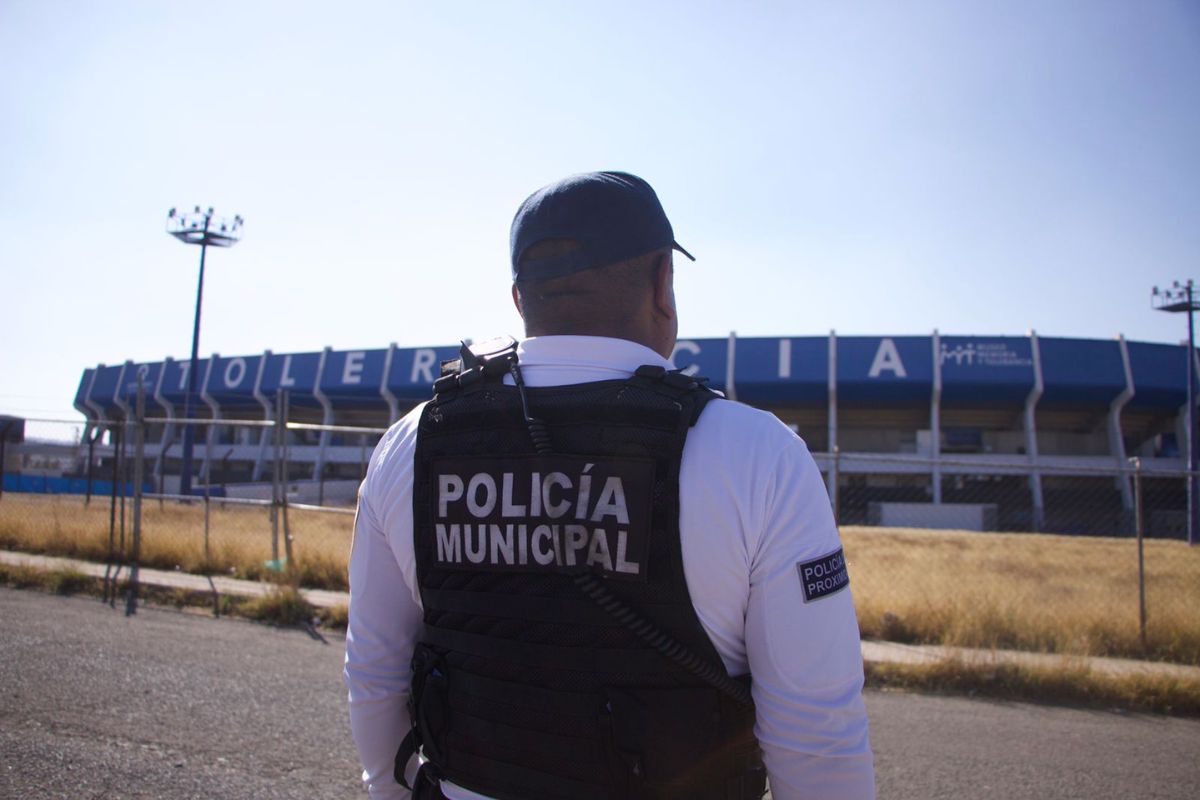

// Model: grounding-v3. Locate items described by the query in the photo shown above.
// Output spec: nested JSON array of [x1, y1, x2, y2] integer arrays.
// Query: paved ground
[[0, 587, 359, 800], [3, 587, 1200, 799], [6, 550, 1198, 681]]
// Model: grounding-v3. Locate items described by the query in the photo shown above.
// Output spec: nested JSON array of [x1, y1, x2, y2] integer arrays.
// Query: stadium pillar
[[930, 330, 942, 505], [1025, 330, 1045, 532], [166, 207, 243, 498], [1152, 281, 1200, 546], [1189, 285, 1198, 547], [826, 330, 839, 504]]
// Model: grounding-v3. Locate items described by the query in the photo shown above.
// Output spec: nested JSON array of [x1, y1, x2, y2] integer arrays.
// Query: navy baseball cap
[[510, 171, 695, 282]]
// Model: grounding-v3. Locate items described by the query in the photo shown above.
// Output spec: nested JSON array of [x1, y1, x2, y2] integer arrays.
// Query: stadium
[[65, 331, 1191, 538]]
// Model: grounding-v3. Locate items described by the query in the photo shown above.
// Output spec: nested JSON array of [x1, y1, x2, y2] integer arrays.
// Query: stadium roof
[[75, 333, 1191, 418]]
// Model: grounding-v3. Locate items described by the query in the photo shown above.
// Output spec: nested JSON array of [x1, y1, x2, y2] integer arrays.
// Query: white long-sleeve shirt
[[345, 336, 875, 800]]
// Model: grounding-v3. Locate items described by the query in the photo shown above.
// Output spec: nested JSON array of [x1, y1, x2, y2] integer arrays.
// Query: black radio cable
[[573, 571, 754, 708], [508, 360, 553, 455]]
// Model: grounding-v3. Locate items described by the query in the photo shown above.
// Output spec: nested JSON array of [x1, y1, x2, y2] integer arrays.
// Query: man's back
[[346, 336, 874, 799]]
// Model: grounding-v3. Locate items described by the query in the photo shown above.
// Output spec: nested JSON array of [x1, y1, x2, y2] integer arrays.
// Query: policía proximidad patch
[[796, 548, 849, 602]]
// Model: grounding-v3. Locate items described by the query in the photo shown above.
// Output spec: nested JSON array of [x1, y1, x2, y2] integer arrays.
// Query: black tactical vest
[[403, 360, 765, 800]]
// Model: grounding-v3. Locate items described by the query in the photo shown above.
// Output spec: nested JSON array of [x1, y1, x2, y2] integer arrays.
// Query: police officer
[[345, 171, 875, 799]]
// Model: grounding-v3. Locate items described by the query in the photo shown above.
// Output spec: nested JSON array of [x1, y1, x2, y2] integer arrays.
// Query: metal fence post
[[270, 392, 282, 566], [103, 426, 124, 604], [318, 459, 326, 508], [85, 430, 96, 506], [119, 424, 128, 561], [203, 486, 211, 566], [281, 390, 294, 569], [1133, 457, 1146, 651], [126, 379, 146, 616], [831, 446, 841, 526]]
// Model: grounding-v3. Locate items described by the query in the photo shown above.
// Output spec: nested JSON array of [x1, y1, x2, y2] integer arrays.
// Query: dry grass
[[865, 656, 1200, 716], [0, 560, 340, 629], [318, 602, 350, 629], [0, 493, 352, 590], [0, 562, 92, 595], [3, 494, 1199, 663], [240, 585, 317, 626], [844, 526, 1200, 664]]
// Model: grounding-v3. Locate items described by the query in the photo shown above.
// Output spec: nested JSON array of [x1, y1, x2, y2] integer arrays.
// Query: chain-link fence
[[821, 453, 1200, 664], [2, 411, 1198, 664], [0, 408, 374, 595]]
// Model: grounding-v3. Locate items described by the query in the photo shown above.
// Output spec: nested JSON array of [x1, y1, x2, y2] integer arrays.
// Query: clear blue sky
[[2, 0, 1198, 427]]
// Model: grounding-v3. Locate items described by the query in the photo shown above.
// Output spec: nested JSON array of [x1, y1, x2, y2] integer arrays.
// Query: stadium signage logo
[[940, 342, 1032, 369]]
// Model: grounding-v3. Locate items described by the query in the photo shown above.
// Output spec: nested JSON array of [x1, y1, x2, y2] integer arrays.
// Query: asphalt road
[[2, 588, 1198, 800]]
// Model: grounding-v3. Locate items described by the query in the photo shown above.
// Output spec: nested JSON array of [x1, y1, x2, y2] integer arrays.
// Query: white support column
[[1109, 335, 1135, 514], [153, 357, 177, 482], [74, 373, 96, 421], [931, 330, 942, 504], [252, 350, 273, 482], [74, 368, 102, 448], [725, 331, 738, 401], [82, 364, 108, 448], [312, 347, 333, 481], [199, 355, 220, 485], [83, 364, 108, 424], [113, 361, 132, 421], [381, 342, 400, 424], [826, 330, 838, 500], [1025, 330, 1045, 531]]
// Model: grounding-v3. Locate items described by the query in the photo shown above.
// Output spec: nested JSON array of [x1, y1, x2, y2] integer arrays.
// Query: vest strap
[[629, 365, 720, 425], [412, 762, 448, 800], [393, 728, 420, 789]]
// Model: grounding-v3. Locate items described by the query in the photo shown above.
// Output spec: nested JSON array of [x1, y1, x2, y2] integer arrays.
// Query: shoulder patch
[[796, 548, 849, 602]]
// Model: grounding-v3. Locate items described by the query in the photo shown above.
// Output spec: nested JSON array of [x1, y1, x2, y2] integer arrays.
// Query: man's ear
[[511, 284, 525, 319], [652, 253, 676, 320]]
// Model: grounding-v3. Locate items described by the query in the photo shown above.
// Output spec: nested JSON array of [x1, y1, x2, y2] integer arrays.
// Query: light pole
[[167, 206, 243, 497], [1152, 280, 1199, 546]]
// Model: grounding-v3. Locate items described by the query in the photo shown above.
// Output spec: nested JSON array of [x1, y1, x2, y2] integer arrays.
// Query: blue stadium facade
[[74, 332, 1192, 533]]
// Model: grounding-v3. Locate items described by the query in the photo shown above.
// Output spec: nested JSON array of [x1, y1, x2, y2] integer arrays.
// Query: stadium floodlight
[[166, 206, 244, 498], [1152, 279, 1200, 546]]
